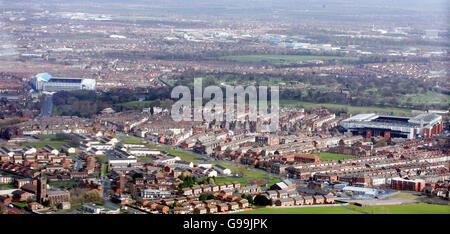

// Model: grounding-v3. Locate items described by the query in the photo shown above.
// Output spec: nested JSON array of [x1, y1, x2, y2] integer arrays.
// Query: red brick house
[[313, 196, 324, 204], [206, 205, 218, 214], [276, 198, 295, 206], [323, 195, 335, 204], [217, 203, 229, 212], [156, 204, 169, 214], [293, 197, 304, 205], [194, 207, 207, 214], [227, 202, 239, 211]]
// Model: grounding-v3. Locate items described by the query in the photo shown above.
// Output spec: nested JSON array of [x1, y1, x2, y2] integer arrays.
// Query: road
[[105, 149, 118, 159], [38, 95, 53, 119], [101, 174, 111, 199], [71, 156, 83, 171]]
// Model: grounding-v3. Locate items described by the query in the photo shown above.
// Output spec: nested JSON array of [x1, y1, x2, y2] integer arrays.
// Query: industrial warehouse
[[30, 73, 96, 92], [340, 113, 444, 139]]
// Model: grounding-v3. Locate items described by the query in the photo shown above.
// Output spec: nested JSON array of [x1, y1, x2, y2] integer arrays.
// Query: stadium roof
[[36, 73, 52, 81], [35, 73, 88, 82], [342, 112, 442, 128], [409, 113, 441, 125], [344, 113, 378, 122], [49, 78, 83, 83]]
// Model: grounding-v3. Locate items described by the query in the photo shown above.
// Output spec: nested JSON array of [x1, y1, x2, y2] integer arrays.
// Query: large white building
[[31, 73, 96, 92]]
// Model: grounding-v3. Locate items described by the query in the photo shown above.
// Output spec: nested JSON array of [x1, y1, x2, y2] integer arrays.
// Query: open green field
[[237, 204, 450, 214], [399, 91, 450, 107], [237, 206, 362, 214], [220, 55, 359, 65], [313, 153, 358, 161], [96, 155, 109, 163], [213, 162, 281, 185], [48, 180, 81, 189], [20, 141, 72, 149], [215, 176, 281, 185], [145, 143, 203, 162], [355, 204, 450, 214], [390, 193, 423, 200], [52, 105, 71, 116], [156, 146, 202, 162], [38, 134, 58, 140], [138, 156, 154, 161], [280, 100, 412, 115], [115, 100, 157, 108], [119, 136, 144, 144], [0, 184, 17, 189], [13, 202, 28, 208], [20, 134, 75, 149], [103, 164, 109, 175]]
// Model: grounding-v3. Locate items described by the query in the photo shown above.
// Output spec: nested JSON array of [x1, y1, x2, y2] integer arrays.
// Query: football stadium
[[31, 73, 96, 92], [340, 113, 443, 139]]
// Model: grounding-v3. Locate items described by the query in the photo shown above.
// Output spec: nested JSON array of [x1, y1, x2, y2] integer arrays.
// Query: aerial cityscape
[[0, 0, 448, 217]]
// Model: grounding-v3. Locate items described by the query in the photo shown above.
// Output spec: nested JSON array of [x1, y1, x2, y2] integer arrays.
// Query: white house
[[155, 156, 181, 165], [198, 168, 218, 177], [213, 164, 231, 175], [89, 144, 113, 151], [61, 144, 76, 154], [197, 163, 212, 169], [173, 160, 194, 169], [43, 145, 59, 155], [89, 148, 105, 155], [22, 146, 37, 155]]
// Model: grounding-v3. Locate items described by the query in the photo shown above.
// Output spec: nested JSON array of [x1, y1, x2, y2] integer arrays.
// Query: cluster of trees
[[50, 64, 447, 119], [70, 188, 104, 207], [253, 194, 273, 206], [131, 173, 144, 183], [198, 177, 216, 185], [171, 70, 448, 111], [241, 193, 254, 204], [177, 176, 216, 190], [196, 192, 270, 205], [52, 87, 172, 118], [196, 191, 270, 206], [177, 176, 198, 189], [199, 193, 216, 201], [0, 205, 6, 214]]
